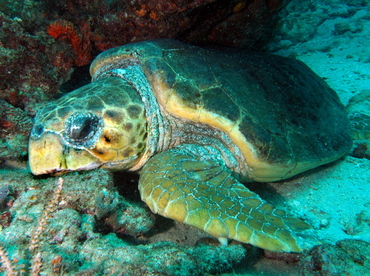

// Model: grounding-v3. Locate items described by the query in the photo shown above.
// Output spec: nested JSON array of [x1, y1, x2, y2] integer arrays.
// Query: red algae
[[47, 19, 92, 66]]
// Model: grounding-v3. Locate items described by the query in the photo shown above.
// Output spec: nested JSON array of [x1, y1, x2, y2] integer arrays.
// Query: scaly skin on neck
[[102, 66, 249, 176]]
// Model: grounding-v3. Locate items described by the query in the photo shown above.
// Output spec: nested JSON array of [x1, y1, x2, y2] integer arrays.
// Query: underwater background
[[0, 0, 369, 275]]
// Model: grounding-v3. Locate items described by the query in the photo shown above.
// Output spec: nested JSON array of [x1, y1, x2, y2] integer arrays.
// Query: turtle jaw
[[29, 132, 102, 175]]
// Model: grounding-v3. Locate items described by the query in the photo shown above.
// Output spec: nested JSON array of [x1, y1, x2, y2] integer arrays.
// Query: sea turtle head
[[29, 76, 147, 175]]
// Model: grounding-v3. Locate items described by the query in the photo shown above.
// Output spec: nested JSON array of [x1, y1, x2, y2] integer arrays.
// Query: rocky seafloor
[[0, 0, 370, 275]]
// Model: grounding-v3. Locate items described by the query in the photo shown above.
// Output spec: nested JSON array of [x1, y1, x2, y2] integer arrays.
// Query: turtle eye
[[31, 124, 44, 138], [64, 113, 103, 148]]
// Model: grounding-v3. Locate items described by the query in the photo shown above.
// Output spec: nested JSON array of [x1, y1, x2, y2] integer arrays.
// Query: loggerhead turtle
[[29, 39, 352, 252]]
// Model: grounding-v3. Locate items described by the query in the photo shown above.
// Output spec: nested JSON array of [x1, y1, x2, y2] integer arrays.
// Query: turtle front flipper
[[139, 144, 311, 253]]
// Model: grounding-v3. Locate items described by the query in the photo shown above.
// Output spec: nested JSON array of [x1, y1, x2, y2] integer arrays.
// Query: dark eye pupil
[[70, 118, 95, 140], [32, 124, 44, 137]]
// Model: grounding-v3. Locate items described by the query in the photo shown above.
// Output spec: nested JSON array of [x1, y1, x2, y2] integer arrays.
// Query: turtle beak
[[29, 132, 101, 175], [29, 132, 66, 175]]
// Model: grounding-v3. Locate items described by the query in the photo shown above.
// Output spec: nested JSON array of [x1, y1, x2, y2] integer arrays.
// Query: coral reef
[[47, 19, 92, 67], [0, 170, 247, 275], [300, 240, 370, 275], [0, 100, 32, 165], [3, 136, 367, 275], [80, 237, 246, 275], [0, 13, 74, 114], [40, 0, 289, 51], [350, 140, 370, 160], [347, 89, 370, 141], [269, 0, 370, 51]]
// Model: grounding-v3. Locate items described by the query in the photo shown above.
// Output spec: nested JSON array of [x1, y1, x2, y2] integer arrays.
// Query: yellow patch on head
[[103, 109, 125, 126], [29, 132, 101, 175], [101, 128, 125, 148], [91, 146, 117, 161], [97, 99, 147, 168]]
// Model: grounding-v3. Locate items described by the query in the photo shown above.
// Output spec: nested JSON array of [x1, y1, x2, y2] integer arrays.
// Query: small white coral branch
[[28, 177, 64, 275], [0, 244, 17, 276], [30, 252, 42, 276], [29, 177, 64, 253]]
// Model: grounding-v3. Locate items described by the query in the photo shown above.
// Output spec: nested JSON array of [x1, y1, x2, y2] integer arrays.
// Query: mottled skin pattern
[[29, 39, 352, 252], [29, 77, 147, 173]]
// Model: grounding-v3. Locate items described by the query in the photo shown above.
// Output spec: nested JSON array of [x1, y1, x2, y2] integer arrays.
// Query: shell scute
[[90, 39, 352, 181], [201, 87, 241, 123]]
